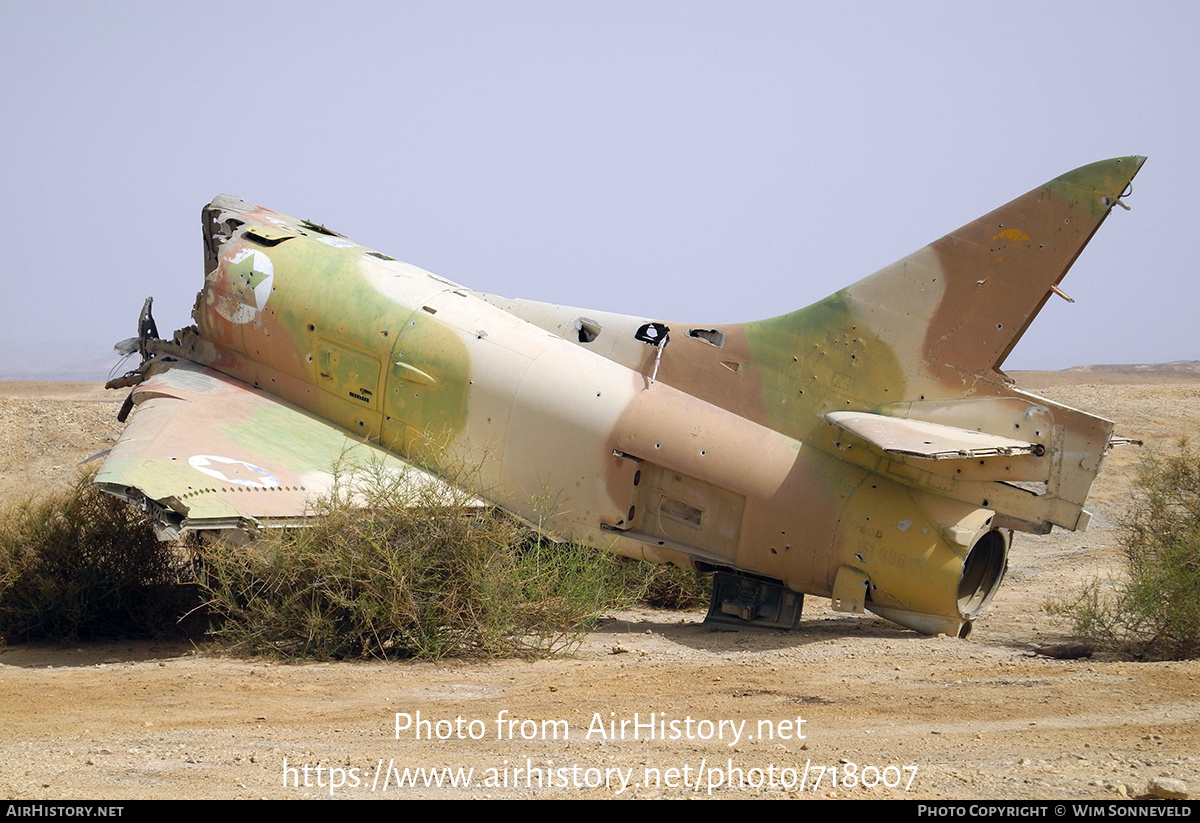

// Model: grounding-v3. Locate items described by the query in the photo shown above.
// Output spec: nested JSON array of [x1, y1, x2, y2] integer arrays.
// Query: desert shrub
[[197, 472, 658, 660], [0, 472, 190, 642], [1047, 439, 1198, 659], [633, 562, 712, 609]]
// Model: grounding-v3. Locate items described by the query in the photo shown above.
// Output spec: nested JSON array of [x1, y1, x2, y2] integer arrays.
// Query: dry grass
[[0, 460, 709, 658], [0, 471, 190, 643], [197, 469, 707, 660], [1048, 439, 1199, 659]]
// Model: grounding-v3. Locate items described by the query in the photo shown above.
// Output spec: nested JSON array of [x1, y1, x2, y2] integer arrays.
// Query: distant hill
[[0, 339, 1196, 384], [1061, 361, 1200, 376], [0, 361, 121, 382], [0, 338, 127, 382]]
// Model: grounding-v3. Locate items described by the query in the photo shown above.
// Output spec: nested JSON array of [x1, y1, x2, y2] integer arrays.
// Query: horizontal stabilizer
[[825, 411, 1039, 460]]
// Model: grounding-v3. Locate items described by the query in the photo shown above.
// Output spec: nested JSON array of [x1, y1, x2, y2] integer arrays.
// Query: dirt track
[[0, 371, 1195, 800]]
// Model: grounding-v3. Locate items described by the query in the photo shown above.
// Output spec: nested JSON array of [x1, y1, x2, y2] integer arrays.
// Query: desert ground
[[0, 369, 1195, 800]]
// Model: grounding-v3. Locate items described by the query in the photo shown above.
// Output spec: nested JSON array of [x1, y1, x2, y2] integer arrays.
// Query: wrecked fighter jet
[[97, 156, 1145, 637]]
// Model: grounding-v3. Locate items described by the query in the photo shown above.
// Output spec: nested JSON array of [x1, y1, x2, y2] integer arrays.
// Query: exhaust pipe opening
[[957, 528, 1009, 617]]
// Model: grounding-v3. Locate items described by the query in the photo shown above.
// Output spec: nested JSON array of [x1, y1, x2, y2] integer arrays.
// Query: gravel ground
[[0, 371, 1195, 800]]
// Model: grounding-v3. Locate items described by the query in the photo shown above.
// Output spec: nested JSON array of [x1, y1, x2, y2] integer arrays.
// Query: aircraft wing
[[96, 360, 465, 539]]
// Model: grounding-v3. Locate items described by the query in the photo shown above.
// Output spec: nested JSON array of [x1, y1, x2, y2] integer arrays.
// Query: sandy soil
[[0, 371, 1195, 800]]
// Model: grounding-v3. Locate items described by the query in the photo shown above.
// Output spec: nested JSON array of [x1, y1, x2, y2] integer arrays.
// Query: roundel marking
[[216, 248, 274, 324], [188, 454, 280, 489]]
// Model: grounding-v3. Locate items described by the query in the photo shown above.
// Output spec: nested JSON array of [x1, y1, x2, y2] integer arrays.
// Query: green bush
[[1048, 439, 1199, 659], [0, 473, 190, 643], [196, 473, 689, 660], [0, 464, 711, 657]]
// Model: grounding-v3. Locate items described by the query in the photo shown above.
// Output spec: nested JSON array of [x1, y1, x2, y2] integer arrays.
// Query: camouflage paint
[[98, 158, 1146, 636], [742, 290, 909, 438]]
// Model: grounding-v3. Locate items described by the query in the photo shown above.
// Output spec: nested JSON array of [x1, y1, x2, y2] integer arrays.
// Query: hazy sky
[[2, 2, 1196, 377]]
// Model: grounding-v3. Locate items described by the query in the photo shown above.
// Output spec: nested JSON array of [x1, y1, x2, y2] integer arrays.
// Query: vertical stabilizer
[[842, 156, 1145, 380]]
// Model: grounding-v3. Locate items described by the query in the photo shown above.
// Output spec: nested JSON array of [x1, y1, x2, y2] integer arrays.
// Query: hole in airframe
[[574, 317, 601, 343], [687, 328, 725, 347]]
